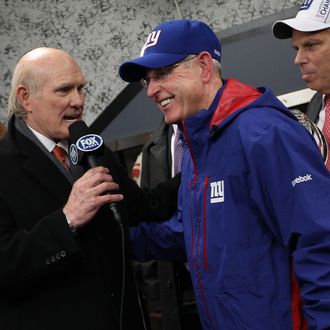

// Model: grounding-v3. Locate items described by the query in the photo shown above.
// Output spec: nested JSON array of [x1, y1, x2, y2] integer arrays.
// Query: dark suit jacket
[[0, 116, 177, 330], [140, 120, 172, 190], [139, 120, 200, 330], [306, 92, 323, 123]]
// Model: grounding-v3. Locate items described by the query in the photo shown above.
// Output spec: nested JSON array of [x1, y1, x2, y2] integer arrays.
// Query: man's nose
[[146, 78, 160, 98], [294, 49, 307, 65], [70, 89, 85, 107]]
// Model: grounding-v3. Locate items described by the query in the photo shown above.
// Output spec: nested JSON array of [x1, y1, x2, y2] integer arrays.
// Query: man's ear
[[196, 51, 214, 83], [16, 85, 31, 113]]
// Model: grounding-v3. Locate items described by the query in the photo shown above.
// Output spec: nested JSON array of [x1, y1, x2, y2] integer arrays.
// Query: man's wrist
[[62, 208, 76, 233]]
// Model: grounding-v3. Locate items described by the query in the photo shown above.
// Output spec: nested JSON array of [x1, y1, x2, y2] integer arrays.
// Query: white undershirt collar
[[27, 126, 68, 153]]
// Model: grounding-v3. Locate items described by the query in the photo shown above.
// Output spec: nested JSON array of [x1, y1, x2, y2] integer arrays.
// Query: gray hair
[[212, 58, 222, 77], [8, 59, 42, 119], [184, 54, 222, 77]]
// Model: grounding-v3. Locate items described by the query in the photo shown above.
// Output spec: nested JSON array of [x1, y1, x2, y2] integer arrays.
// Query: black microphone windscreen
[[68, 120, 104, 168], [69, 120, 91, 145]]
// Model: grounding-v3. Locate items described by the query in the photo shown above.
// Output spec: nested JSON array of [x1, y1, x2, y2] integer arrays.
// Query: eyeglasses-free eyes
[[140, 55, 197, 89]]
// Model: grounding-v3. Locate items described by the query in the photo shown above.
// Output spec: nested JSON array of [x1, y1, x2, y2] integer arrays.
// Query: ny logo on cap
[[300, 0, 313, 10], [140, 30, 161, 56]]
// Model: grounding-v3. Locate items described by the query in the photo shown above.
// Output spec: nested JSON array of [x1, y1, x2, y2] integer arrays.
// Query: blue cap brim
[[119, 53, 188, 82]]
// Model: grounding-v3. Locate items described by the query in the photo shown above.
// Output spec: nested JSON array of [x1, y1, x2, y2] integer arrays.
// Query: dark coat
[[139, 120, 200, 330], [140, 120, 172, 190], [306, 91, 323, 123], [0, 116, 177, 330]]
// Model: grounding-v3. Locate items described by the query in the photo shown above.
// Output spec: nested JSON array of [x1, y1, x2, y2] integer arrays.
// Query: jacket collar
[[181, 78, 262, 141], [8, 116, 72, 202], [210, 78, 262, 127]]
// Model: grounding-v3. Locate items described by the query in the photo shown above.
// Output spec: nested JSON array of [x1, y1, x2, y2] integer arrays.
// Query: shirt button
[[61, 250, 66, 257], [45, 258, 50, 265], [51, 256, 56, 262]]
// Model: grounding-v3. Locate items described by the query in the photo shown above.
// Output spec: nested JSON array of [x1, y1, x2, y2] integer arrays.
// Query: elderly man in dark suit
[[0, 47, 179, 330]]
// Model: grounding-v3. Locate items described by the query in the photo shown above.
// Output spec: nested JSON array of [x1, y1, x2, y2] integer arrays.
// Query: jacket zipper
[[195, 175, 216, 330], [203, 176, 209, 271], [183, 124, 215, 329]]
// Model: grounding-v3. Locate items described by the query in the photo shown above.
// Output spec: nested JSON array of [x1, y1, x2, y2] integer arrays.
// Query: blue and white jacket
[[131, 78, 330, 330]]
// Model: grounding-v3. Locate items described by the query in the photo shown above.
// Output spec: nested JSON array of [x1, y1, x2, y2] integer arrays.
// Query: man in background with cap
[[122, 19, 330, 329], [273, 0, 330, 170]]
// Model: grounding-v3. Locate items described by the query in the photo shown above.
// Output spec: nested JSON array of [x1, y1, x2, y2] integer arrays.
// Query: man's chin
[[164, 113, 182, 125], [57, 127, 70, 140], [305, 81, 322, 93]]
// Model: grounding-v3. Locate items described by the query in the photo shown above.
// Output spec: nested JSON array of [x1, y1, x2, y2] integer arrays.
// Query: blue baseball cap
[[119, 19, 222, 82]]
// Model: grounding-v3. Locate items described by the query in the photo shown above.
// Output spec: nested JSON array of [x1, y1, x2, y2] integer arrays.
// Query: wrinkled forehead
[[37, 58, 85, 87]]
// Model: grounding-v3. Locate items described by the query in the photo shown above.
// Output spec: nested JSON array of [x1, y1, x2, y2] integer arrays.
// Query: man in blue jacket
[[122, 19, 330, 329]]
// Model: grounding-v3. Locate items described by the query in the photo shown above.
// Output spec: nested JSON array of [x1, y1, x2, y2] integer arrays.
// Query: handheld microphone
[[68, 120, 122, 224]]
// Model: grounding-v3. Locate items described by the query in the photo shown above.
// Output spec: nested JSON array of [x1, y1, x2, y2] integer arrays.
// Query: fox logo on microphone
[[76, 134, 103, 152]]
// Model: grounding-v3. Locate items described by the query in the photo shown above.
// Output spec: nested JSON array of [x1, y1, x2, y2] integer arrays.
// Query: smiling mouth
[[160, 97, 173, 107]]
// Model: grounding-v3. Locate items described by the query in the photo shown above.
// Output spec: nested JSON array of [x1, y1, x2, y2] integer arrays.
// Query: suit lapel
[[13, 122, 72, 202], [306, 92, 323, 123], [147, 121, 171, 178]]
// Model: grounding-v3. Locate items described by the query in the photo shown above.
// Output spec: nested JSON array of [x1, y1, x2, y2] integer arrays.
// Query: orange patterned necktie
[[52, 145, 69, 170], [322, 96, 330, 170]]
